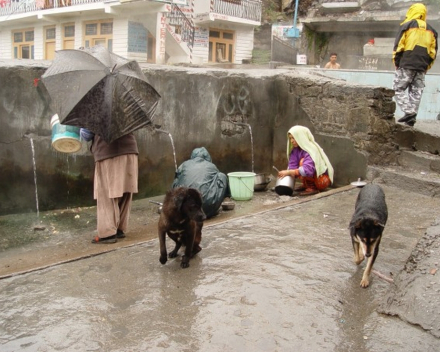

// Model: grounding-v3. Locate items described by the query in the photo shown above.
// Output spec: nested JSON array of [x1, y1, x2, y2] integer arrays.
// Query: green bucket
[[227, 172, 256, 201]]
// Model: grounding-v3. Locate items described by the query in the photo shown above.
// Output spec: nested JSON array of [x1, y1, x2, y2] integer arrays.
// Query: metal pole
[[292, 0, 299, 46], [293, 0, 299, 29]]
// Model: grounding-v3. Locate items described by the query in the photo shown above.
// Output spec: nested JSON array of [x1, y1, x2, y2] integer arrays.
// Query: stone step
[[395, 121, 440, 155], [367, 165, 440, 198], [397, 150, 440, 173]]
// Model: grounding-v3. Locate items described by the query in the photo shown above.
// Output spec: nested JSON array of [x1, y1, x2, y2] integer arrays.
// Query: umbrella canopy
[[41, 46, 161, 144]]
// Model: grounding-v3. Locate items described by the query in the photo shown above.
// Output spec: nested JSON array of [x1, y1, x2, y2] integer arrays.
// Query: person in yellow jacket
[[392, 3, 438, 127]]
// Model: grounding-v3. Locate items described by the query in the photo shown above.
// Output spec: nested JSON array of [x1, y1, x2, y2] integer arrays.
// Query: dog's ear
[[373, 220, 385, 228], [354, 220, 363, 229], [187, 188, 202, 203], [173, 192, 186, 210]]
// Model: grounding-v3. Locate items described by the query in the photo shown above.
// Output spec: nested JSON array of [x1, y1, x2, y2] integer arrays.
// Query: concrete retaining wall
[[315, 68, 440, 121], [0, 62, 397, 215]]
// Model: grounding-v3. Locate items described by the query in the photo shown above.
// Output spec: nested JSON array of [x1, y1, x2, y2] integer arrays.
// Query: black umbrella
[[41, 46, 161, 144]]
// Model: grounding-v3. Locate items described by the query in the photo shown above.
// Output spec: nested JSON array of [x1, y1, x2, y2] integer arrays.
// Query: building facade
[[0, 0, 261, 64]]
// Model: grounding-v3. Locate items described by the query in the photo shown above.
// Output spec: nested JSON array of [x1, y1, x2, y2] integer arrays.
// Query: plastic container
[[50, 114, 82, 153], [227, 172, 256, 201]]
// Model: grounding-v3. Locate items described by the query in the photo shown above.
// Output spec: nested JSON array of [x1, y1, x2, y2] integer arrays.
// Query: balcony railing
[[213, 0, 261, 23], [0, 0, 107, 17]]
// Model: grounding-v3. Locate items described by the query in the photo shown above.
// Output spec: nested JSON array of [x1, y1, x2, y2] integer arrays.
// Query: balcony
[[0, 0, 103, 17], [0, 0, 173, 18], [215, 0, 261, 22]]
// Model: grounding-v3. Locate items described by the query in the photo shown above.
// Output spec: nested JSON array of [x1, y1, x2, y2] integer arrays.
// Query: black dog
[[349, 184, 388, 288], [158, 187, 206, 268]]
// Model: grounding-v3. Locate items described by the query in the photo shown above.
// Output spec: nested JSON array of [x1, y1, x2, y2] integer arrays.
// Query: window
[[46, 28, 56, 40], [25, 31, 34, 41], [12, 29, 34, 59], [223, 32, 233, 40], [101, 22, 113, 35], [14, 32, 23, 43], [85, 23, 97, 36], [64, 25, 75, 38], [209, 30, 220, 38], [83, 20, 113, 49]]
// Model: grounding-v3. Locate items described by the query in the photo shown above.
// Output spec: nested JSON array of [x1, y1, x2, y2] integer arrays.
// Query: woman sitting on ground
[[278, 125, 334, 196]]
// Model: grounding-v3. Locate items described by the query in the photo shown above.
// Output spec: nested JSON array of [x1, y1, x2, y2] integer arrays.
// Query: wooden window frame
[[83, 20, 113, 50], [12, 28, 34, 59]]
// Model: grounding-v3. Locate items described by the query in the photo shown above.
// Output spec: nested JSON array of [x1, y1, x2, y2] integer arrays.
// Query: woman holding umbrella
[[80, 129, 139, 244], [41, 46, 161, 243]]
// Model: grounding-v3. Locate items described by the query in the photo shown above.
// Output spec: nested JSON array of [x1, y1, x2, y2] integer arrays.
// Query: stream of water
[[234, 122, 254, 173], [29, 138, 39, 218], [156, 129, 178, 172], [246, 123, 254, 173]]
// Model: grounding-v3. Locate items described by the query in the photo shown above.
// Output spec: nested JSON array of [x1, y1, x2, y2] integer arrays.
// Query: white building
[[0, 0, 261, 64]]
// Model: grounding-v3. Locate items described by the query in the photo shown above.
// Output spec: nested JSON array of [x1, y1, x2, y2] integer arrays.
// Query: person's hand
[[278, 170, 289, 179], [278, 169, 299, 179], [80, 128, 95, 142]]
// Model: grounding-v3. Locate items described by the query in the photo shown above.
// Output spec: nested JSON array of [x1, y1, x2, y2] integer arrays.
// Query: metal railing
[[0, 0, 110, 17], [167, 3, 194, 49], [213, 0, 261, 23]]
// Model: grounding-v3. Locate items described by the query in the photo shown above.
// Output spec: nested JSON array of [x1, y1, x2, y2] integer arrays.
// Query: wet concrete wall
[[0, 62, 396, 215]]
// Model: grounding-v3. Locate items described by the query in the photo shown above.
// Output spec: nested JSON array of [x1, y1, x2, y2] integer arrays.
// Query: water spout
[[233, 122, 248, 127], [232, 122, 254, 173], [155, 129, 178, 172]]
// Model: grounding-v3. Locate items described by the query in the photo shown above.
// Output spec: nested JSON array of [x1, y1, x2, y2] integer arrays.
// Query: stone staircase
[[367, 120, 440, 198]]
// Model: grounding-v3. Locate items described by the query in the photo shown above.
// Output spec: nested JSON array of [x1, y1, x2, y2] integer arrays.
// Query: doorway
[[208, 29, 235, 63]]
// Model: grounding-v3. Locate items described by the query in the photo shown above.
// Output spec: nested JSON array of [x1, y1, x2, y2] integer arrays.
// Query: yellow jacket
[[392, 3, 438, 71]]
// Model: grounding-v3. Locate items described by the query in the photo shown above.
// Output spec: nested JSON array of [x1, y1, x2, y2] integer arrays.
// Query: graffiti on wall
[[217, 83, 253, 137]]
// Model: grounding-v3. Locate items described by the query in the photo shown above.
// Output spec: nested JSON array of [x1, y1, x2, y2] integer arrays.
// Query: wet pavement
[[1, 184, 440, 351]]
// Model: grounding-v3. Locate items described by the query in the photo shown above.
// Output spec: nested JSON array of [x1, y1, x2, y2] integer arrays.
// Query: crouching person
[[172, 147, 230, 218], [278, 125, 334, 196]]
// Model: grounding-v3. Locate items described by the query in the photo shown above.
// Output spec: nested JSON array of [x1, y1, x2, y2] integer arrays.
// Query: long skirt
[[301, 174, 331, 191], [298, 157, 331, 191]]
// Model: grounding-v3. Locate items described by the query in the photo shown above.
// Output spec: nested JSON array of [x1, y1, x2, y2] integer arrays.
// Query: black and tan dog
[[158, 187, 206, 268], [349, 184, 388, 288]]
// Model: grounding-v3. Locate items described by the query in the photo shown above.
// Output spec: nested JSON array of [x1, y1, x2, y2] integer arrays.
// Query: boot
[[398, 113, 416, 123]]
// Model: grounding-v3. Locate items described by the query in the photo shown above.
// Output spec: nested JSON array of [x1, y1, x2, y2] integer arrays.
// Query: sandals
[[91, 229, 126, 243], [299, 188, 319, 196], [91, 235, 117, 244]]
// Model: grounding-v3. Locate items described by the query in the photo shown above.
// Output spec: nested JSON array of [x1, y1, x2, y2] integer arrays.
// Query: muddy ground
[[1, 184, 440, 351]]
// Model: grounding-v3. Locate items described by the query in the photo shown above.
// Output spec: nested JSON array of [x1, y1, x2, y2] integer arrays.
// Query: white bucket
[[227, 172, 256, 201], [50, 114, 82, 153]]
